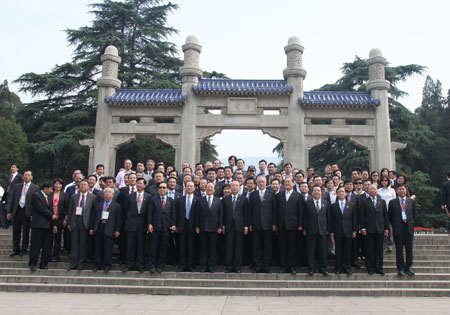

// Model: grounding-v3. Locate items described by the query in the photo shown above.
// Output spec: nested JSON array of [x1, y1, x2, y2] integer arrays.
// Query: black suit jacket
[[90, 201, 121, 237], [125, 192, 150, 232], [304, 199, 330, 236], [147, 195, 175, 232], [441, 180, 450, 208], [329, 200, 357, 238], [67, 192, 97, 231], [212, 181, 224, 198], [196, 195, 223, 232], [6, 182, 40, 218], [175, 195, 199, 232], [95, 189, 120, 203], [249, 189, 276, 231], [2, 173, 22, 202], [388, 197, 417, 236], [65, 185, 78, 197], [275, 190, 304, 231], [222, 194, 248, 233], [167, 190, 182, 201], [118, 186, 136, 219], [30, 191, 54, 229], [145, 185, 157, 197], [48, 191, 69, 220], [361, 196, 389, 234]]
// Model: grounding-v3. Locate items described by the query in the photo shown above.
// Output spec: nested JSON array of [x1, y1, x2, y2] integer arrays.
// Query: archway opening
[[209, 129, 281, 168], [115, 136, 174, 171], [309, 138, 369, 176]]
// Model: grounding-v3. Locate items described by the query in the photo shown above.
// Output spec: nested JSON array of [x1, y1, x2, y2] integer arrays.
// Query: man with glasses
[[148, 182, 175, 273]]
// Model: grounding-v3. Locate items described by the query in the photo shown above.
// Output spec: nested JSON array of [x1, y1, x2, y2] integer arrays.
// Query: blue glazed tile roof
[[193, 79, 293, 94], [300, 91, 379, 106], [105, 89, 186, 105]]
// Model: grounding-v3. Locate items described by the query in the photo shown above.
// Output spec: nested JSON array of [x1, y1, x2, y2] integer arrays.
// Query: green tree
[[0, 117, 28, 180], [14, 0, 216, 181], [0, 80, 23, 120]]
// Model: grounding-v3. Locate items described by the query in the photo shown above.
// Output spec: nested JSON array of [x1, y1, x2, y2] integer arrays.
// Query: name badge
[[20, 195, 26, 204], [102, 211, 109, 220], [76, 207, 83, 215]]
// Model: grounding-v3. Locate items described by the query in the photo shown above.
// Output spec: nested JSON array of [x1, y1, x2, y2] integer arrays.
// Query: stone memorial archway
[[81, 36, 405, 175]]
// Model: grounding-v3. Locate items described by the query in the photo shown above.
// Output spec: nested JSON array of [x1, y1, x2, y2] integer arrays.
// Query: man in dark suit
[[206, 168, 224, 198], [293, 171, 305, 193], [145, 171, 165, 196], [117, 173, 137, 265], [89, 188, 121, 272], [1, 163, 22, 229], [196, 182, 223, 273], [441, 171, 450, 217], [298, 182, 311, 202], [67, 179, 97, 270], [361, 184, 389, 275], [342, 179, 360, 268], [222, 180, 248, 273], [304, 185, 330, 275], [6, 170, 39, 256], [249, 175, 276, 273], [167, 177, 182, 200], [95, 177, 120, 203], [147, 182, 176, 273], [275, 177, 304, 274], [123, 178, 150, 272], [389, 184, 417, 276], [28, 182, 55, 271], [175, 181, 199, 272], [329, 186, 357, 275], [65, 173, 84, 197]]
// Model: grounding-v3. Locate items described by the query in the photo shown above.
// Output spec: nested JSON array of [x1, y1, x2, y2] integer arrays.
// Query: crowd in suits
[[1, 159, 445, 277]]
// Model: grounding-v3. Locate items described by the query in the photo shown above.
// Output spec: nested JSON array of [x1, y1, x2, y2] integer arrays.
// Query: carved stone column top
[[97, 45, 122, 89], [283, 36, 306, 79], [391, 141, 407, 151], [180, 35, 203, 79], [262, 127, 288, 142], [79, 139, 94, 148], [366, 48, 390, 92]]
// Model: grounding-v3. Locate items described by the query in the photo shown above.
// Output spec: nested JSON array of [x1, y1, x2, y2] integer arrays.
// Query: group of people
[[0, 157, 444, 277]]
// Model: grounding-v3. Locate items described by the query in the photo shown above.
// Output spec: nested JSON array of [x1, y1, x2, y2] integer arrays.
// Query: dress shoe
[[77, 266, 84, 271], [149, 268, 156, 273], [376, 270, 385, 275], [406, 269, 415, 276], [308, 270, 314, 276], [225, 268, 232, 273], [40, 265, 48, 270], [29, 266, 37, 272], [185, 267, 193, 272], [321, 270, 329, 276], [177, 266, 185, 272], [253, 267, 260, 273], [368, 271, 375, 275], [122, 267, 128, 272], [93, 267, 98, 272], [336, 270, 342, 275], [67, 265, 77, 271], [235, 269, 241, 273], [20, 250, 28, 256], [345, 270, 352, 276], [9, 252, 20, 257], [397, 270, 405, 276], [200, 267, 207, 273], [209, 269, 215, 273], [156, 268, 162, 273], [138, 268, 144, 273], [104, 268, 110, 273], [291, 269, 297, 275]]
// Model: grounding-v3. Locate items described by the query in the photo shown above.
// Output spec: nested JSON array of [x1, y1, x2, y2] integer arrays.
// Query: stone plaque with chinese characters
[[227, 97, 257, 115]]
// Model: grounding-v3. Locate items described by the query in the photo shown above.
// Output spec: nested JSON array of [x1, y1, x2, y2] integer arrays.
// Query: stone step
[[0, 261, 448, 273], [1, 274, 450, 289], [2, 267, 450, 280], [0, 282, 449, 297]]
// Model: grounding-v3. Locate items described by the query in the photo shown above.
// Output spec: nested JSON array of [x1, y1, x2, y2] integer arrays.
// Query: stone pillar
[[391, 141, 407, 171], [179, 36, 203, 170], [79, 139, 94, 174], [93, 46, 121, 176], [283, 36, 307, 170], [366, 48, 391, 171]]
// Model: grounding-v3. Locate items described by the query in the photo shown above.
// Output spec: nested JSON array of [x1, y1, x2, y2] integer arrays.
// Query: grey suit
[[67, 192, 97, 269]]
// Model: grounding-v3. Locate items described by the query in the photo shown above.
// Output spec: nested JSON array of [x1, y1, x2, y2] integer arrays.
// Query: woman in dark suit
[[49, 178, 69, 261]]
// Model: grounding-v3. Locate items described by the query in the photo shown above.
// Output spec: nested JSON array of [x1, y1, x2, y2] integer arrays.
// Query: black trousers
[[335, 236, 352, 272], [12, 207, 30, 253], [296, 231, 307, 267], [0, 203, 9, 228], [307, 234, 328, 271], [50, 219, 64, 259], [200, 231, 218, 270], [179, 220, 195, 269], [252, 230, 272, 269], [70, 217, 89, 268], [63, 226, 71, 252], [126, 229, 147, 269], [94, 223, 114, 269], [366, 233, 384, 272], [29, 227, 52, 268], [394, 222, 414, 271], [225, 226, 243, 270], [119, 225, 127, 264], [278, 228, 297, 270], [149, 231, 168, 269]]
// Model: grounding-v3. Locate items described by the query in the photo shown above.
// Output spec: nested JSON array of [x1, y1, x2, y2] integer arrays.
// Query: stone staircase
[[0, 229, 449, 296]]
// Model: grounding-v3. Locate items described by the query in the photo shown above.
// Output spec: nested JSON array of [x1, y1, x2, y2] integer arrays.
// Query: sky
[[2, 0, 449, 160]]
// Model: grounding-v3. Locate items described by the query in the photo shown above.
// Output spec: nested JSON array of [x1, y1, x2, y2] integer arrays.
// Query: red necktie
[[161, 197, 166, 210]]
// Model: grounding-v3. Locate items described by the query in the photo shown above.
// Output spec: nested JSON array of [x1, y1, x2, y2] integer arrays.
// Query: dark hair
[[283, 162, 292, 168], [182, 167, 192, 173], [306, 167, 314, 171], [105, 176, 116, 183], [10, 163, 19, 168], [41, 181, 53, 190], [267, 162, 277, 168], [380, 175, 390, 188], [237, 158, 245, 164], [343, 179, 353, 185], [295, 171, 305, 177], [222, 183, 231, 192], [23, 169, 32, 175], [271, 178, 280, 185], [169, 170, 178, 177], [245, 177, 256, 185], [258, 159, 267, 165], [53, 178, 64, 186], [167, 177, 177, 183], [95, 164, 104, 170], [324, 179, 332, 185], [87, 174, 97, 181], [195, 162, 204, 168], [153, 171, 164, 177], [136, 177, 147, 185], [395, 183, 406, 189], [336, 185, 345, 192], [397, 173, 407, 183], [224, 166, 233, 172], [380, 167, 389, 175], [206, 168, 217, 174], [79, 179, 89, 185], [351, 167, 362, 174], [312, 184, 321, 190], [157, 182, 167, 188], [217, 167, 224, 171], [228, 155, 237, 163]]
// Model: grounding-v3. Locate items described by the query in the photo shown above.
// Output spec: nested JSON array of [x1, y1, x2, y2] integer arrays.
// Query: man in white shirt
[[116, 159, 135, 188]]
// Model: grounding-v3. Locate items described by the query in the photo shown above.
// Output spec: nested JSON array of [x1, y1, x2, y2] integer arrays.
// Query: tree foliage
[[0, 117, 28, 181]]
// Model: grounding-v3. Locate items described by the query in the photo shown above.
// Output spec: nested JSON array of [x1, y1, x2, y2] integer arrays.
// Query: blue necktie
[[372, 197, 376, 208], [186, 195, 191, 220], [340, 201, 345, 214]]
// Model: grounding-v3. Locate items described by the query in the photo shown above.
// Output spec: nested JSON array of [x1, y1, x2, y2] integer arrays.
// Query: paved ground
[[1, 293, 449, 315]]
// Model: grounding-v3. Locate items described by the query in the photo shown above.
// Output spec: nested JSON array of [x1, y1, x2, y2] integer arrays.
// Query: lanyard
[[103, 201, 111, 212], [79, 194, 86, 207]]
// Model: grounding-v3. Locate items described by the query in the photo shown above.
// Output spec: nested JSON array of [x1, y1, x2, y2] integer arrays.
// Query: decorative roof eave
[[192, 90, 292, 96], [193, 79, 293, 96], [299, 91, 380, 108], [299, 103, 377, 109], [104, 89, 186, 106], [105, 100, 185, 107]]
